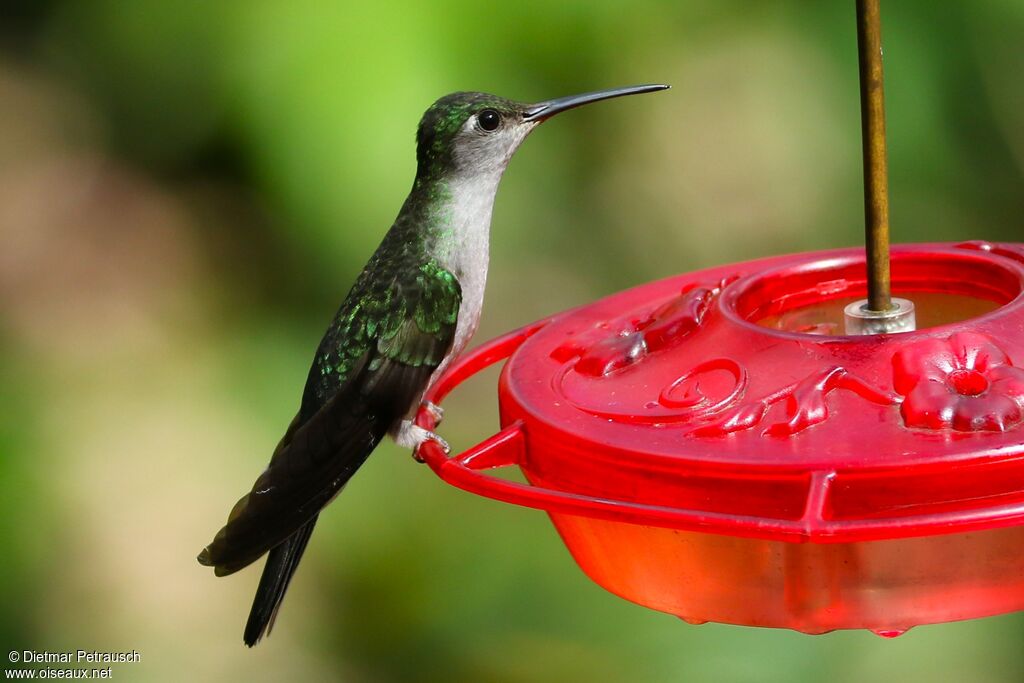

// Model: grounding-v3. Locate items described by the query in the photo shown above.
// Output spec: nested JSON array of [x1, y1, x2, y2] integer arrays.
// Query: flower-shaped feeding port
[[416, 242, 1024, 635], [894, 332, 1024, 432]]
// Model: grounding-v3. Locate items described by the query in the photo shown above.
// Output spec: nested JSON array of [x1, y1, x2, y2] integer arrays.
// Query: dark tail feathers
[[243, 515, 318, 647]]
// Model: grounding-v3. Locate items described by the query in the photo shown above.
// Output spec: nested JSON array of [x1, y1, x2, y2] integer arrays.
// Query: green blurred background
[[2, 1, 1023, 681]]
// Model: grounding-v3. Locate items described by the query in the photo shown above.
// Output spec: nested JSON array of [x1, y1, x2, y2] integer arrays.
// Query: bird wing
[[198, 262, 462, 576]]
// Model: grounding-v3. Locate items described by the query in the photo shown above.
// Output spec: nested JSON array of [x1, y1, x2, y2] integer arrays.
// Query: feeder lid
[[478, 242, 1024, 543]]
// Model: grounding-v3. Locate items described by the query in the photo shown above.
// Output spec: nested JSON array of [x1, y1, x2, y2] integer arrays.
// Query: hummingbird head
[[415, 84, 669, 181]]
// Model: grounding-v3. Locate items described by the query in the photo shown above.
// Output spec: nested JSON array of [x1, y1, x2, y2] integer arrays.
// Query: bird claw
[[422, 400, 445, 425], [396, 421, 450, 462], [431, 432, 451, 454], [412, 430, 450, 462]]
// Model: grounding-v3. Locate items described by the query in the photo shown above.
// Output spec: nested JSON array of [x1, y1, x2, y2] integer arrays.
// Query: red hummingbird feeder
[[415, 0, 1024, 635]]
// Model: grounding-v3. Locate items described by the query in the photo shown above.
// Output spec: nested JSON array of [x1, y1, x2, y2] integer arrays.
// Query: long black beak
[[522, 84, 669, 122]]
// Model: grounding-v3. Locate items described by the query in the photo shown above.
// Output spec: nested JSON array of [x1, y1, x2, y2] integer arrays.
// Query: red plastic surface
[[416, 242, 1024, 632], [420, 242, 1024, 542]]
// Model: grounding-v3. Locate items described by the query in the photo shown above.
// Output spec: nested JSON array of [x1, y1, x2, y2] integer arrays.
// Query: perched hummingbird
[[197, 84, 669, 646]]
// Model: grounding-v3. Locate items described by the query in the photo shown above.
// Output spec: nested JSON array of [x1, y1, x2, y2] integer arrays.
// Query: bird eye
[[477, 109, 501, 131]]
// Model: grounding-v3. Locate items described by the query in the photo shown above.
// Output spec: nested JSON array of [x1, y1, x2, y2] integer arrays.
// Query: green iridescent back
[[302, 199, 461, 417]]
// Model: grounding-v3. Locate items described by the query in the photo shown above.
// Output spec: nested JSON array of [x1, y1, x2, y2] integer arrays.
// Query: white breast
[[427, 172, 501, 387]]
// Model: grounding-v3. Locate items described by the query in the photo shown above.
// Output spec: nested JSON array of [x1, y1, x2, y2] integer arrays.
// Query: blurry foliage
[[0, 1, 1022, 681]]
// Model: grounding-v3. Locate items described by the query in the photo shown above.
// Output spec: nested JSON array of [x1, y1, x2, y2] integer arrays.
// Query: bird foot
[[421, 400, 445, 426], [394, 420, 450, 462]]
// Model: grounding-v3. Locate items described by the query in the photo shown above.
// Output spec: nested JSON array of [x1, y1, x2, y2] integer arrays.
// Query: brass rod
[[856, 0, 892, 312]]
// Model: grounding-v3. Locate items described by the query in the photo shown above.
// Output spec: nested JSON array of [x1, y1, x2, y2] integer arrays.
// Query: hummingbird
[[197, 83, 669, 646]]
